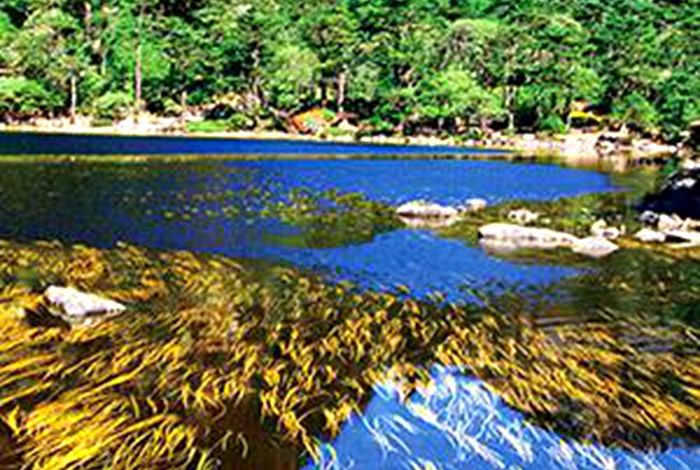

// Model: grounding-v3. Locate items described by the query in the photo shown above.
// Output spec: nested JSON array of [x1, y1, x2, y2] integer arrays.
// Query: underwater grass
[[0, 240, 698, 469]]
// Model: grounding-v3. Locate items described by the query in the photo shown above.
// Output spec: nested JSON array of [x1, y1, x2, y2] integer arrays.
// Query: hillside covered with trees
[[0, 0, 698, 139]]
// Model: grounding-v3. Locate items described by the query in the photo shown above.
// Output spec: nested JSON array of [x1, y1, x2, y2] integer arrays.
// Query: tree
[[7, 7, 88, 122], [417, 68, 504, 132]]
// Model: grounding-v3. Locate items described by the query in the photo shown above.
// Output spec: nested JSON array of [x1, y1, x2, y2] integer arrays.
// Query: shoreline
[[0, 121, 690, 162]]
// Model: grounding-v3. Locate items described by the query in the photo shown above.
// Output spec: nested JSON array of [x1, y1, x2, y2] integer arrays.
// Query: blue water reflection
[[307, 367, 700, 470], [0, 158, 611, 298], [230, 159, 613, 206]]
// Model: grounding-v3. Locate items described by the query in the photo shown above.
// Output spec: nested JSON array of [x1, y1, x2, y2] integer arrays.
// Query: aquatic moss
[[262, 188, 403, 248]]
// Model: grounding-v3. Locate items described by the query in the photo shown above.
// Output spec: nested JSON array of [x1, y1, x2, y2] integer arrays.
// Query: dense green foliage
[[0, 1, 698, 137]]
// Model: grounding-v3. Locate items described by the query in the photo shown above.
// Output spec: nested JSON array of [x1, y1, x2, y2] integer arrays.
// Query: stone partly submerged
[[571, 236, 620, 258], [478, 223, 619, 258], [43, 286, 127, 326], [460, 198, 488, 213], [396, 198, 487, 228], [396, 200, 459, 219], [634, 228, 667, 243], [479, 223, 577, 248], [590, 219, 622, 240], [507, 209, 540, 225], [664, 230, 700, 247]]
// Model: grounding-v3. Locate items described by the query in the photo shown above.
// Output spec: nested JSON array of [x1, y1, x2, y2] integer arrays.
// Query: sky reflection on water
[[0, 158, 609, 298], [307, 367, 700, 470]]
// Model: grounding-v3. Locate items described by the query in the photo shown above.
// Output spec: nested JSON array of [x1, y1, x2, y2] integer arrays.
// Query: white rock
[[398, 216, 459, 229], [634, 228, 666, 243], [460, 198, 488, 213], [571, 237, 619, 258], [479, 224, 619, 258], [590, 219, 621, 240], [507, 209, 540, 225], [657, 214, 685, 232], [674, 177, 697, 189], [478, 223, 578, 249], [396, 200, 459, 219], [681, 159, 700, 171], [45, 286, 126, 320]]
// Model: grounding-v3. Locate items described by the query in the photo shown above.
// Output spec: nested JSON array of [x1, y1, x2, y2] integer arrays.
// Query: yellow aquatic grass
[[0, 238, 698, 469]]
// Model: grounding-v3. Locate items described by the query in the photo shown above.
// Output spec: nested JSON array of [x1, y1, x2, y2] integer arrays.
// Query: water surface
[[0, 158, 613, 297], [1, 152, 696, 470]]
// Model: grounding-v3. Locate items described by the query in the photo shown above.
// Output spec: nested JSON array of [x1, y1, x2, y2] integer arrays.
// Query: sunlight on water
[[309, 367, 700, 470]]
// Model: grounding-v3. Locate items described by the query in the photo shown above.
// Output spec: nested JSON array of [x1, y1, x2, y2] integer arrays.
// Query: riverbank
[[1, 118, 692, 162]]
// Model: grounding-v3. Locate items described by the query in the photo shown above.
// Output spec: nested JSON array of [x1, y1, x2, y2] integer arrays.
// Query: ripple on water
[[306, 366, 700, 470]]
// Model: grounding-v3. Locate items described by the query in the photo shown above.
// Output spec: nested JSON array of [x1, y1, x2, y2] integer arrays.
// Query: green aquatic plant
[[263, 188, 402, 248]]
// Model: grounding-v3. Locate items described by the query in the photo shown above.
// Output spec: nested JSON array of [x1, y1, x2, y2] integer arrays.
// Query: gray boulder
[[459, 198, 488, 213], [478, 223, 578, 249]]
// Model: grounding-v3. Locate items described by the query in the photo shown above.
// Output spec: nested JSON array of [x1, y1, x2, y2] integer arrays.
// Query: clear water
[[0, 158, 612, 297], [307, 367, 700, 470], [1, 152, 695, 470]]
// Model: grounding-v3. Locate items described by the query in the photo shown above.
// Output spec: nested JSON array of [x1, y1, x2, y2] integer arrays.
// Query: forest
[[0, 0, 698, 139]]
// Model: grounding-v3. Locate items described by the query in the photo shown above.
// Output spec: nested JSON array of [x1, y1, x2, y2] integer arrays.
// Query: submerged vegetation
[[263, 189, 402, 248], [0, 238, 698, 468]]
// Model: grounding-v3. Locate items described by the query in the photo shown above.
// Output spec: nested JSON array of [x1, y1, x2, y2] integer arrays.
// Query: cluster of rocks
[[396, 166, 700, 258], [633, 212, 700, 247], [595, 130, 679, 158], [508, 131, 681, 160], [632, 168, 700, 247], [478, 220, 620, 259]]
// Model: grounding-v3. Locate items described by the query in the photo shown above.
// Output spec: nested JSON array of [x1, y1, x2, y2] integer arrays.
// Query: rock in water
[[507, 209, 540, 225], [634, 228, 666, 243], [664, 230, 700, 246], [478, 223, 578, 249], [460, 198, 488, 213], [44, 286, 126, 325], [571, 237, 619, 258], [638, 169, 700, 220], [590, 219, 622, 240], [396, 200, 459, 219], [657, 213, 685, 232], [479, 224, 619, 258]]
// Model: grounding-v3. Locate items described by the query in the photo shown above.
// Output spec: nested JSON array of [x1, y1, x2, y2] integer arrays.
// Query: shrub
[[227, 113, 255, 131], [185, 120, 229, 133], [0, 77, 60, 120], [92, 91, 133, 121], [538, 114, 568, 134], [613, 93, 660, 132]]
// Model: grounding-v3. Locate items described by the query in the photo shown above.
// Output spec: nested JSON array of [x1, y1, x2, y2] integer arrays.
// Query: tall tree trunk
[[134, 41, 142, 122], [337, 70, 347, 113], [69, 74, 77, 124], [505, 86, 515, 133], [320, 79, 328, 108], [134, 3, 144, 123], [179, 90, 187, 125]]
